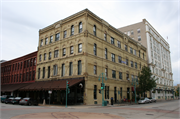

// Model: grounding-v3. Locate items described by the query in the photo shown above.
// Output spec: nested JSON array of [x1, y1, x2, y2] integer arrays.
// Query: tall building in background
[[118, 19, 173, 100]]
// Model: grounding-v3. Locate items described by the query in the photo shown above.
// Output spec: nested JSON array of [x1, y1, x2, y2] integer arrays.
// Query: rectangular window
[[105, 48, 108, 59], [104, 34, 107, 41], [131, 30, 134, 35], [137, 29, 140, 33], [94, 85, 97, 99], [119, 72, 122, 79], [118, 56, 122, 63], [78, 60, 82, 75], [45, 38, 48, 45], [131, 61, 133, 67], [135, 62, 137, 69], [48, 66, 50, 78], [32, 71, 35, 80], [105, 68, 108, 77], [126, 59, 128, 66], [125, 45, 128, 51], [78, 43, 82, 53], [40, 39, 43, 46], [94, 65, 97, 75], [62, 64, 65, 76], [63, 48, 66, 56], [138, 36, 141, 41], [105, 86, 109, 99], [111, 53, 115, 62], [64, 30, 67, 38], [49, 52, 52, 60], [43, 67, 45, 78], [139, 50, 141, 57], [50, 36, 53, 43], [55, 33, 60, 41], [39, 55, 42, 62], [44, 53, 46, 61], [111, 37, 114, 44], [53, 65, 58, 76], [117, 41, 121, 48], [34, 58, 36, 66], [54, 50, 59, 58], [112, 70, 116, 78], [126, 74, 129, 80], [70, 46, 73, 54], [134, 49, 136, 55], [130, 47, 133, 54], [38, 68, 40, 79], [69, 62, 73, 76]]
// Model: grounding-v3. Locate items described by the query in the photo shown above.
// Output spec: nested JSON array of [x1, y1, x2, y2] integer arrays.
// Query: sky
[[0, 0, 179, 86]]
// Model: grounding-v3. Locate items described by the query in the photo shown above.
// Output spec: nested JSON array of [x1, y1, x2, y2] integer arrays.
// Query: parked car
[[1, 95, 13, 103], [11, 97, 22, 104], [19, 97, 38, 106], [148, 97, 156, 103], [5, 97, 14, 104], [138, 97, 150, 104]]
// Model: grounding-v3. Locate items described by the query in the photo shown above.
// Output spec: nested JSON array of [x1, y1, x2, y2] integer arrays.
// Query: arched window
[[93, 25, 96, 36], [94, 43, 97, 56], [79, 22, 82, 33], [71, 25, 74, 35]]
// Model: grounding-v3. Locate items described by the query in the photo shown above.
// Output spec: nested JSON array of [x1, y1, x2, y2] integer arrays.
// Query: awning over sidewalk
[[1, 83, 33, 92], [19, 77, 84, 91]]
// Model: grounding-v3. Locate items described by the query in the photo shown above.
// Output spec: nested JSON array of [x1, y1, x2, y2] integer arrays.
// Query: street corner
[[11, 112, 125, 119]]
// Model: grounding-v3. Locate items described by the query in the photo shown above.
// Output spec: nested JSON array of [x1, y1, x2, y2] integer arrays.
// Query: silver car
[[138, 97, 150, 104]]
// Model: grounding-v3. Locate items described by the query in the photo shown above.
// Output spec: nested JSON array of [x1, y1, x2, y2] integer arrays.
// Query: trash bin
[[111, 97, 113, 105]]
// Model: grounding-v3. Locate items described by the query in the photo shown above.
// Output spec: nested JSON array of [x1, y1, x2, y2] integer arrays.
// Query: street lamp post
[[131, 77, 138, 103], [98, 73, 107, 106]]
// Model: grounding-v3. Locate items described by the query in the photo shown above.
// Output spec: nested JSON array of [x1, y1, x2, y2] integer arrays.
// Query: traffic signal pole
[[66, 80, 70, 108]]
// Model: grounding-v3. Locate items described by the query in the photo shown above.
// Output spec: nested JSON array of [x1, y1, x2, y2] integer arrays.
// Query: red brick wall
[[1, 51, 37, 84]]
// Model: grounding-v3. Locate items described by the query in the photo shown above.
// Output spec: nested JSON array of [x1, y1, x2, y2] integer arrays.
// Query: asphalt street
[[1, 99, 180, 119]]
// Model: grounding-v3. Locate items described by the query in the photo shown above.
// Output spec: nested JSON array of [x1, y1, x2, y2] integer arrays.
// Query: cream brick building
[[118, 19, 174, 100], [35, 9, 147, 105]]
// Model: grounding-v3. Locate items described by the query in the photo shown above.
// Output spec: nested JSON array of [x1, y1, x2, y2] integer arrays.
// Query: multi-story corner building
[[118, 19, 174, 100], [20, 9, 147, 105], [1, 51, 37, 96]]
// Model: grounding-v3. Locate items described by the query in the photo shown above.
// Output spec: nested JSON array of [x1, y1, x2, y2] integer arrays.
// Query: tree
[[138, 66, 157, 97]]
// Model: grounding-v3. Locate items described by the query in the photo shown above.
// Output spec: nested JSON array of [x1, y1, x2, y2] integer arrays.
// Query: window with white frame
[[79, 22, 82, 33], [111, 53, 115, 62], [53, 65, 58, 76], [117, 41, 121, 48], [40, 39, 43, 46], [50, 36, 53, 43], [78, 43, 82, 53], [49, 52, 52, 60], [134, 49, 136, 55], [71, 25, 74, 36], [61, 63, 65, 76], [137, 29, 140, 33], [39, 55, 42, 62], [70, 46, 73, 54], [54, 50, 59, 58], [55, 33, 60, 41], [138, 35, 141, 41], [64, 30, 67, 38], [63, 48, 66, 56]]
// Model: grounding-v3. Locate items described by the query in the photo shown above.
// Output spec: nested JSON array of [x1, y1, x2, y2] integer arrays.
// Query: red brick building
[[1, 51, 37, 95]]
